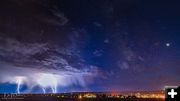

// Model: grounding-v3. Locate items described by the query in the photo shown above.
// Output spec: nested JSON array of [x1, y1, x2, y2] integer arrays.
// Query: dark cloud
[[0, 0, 99, 93], [0, 34, 98, 93]]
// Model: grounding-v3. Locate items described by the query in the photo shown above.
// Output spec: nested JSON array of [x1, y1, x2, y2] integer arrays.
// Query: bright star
[[166, 43, 170, 47]]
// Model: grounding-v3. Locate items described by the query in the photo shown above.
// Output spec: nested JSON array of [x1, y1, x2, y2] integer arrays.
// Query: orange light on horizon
[[78, 95, 82, 99]]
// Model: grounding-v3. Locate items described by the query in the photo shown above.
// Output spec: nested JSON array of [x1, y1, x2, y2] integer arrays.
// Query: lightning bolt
[[53, 83, 57, 93], [51, 85, 57, 93], [37, 73, 58, 93], [16, 77, 22, 94], [42, 87, 46, 94], [51, 87, 55, 93]]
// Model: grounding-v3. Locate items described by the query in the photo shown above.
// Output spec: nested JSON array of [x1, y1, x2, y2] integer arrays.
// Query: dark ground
[[0, 94, 165, 101], [0, 98, 165, 101]]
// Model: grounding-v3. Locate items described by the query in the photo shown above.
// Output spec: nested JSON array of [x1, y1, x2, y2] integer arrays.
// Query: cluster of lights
[[2, 93, 165, 100], [105, 93, 165, 99], [135, 94, 165, 99], [82, 93, 97, 98]]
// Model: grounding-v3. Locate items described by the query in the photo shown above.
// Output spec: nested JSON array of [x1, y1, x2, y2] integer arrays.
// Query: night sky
[[0, 0, 180, 93]]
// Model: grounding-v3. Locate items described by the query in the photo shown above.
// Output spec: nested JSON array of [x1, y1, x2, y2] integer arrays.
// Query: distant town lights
[[78, 95, 82, 99]]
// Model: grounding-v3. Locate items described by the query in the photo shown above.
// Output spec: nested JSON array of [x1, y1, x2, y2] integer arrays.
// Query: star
[[166, 43, 170, 47]]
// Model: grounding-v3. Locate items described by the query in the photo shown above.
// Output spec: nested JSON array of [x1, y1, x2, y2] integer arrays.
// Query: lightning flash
[[37, 73, 58, 93], [15, 76, 26, 94]]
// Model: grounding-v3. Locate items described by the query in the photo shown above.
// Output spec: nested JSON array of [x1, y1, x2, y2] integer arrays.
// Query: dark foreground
[[0, 97, 164, 101], [0, 93, 165, 101], [0, 98, 164, 101]]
